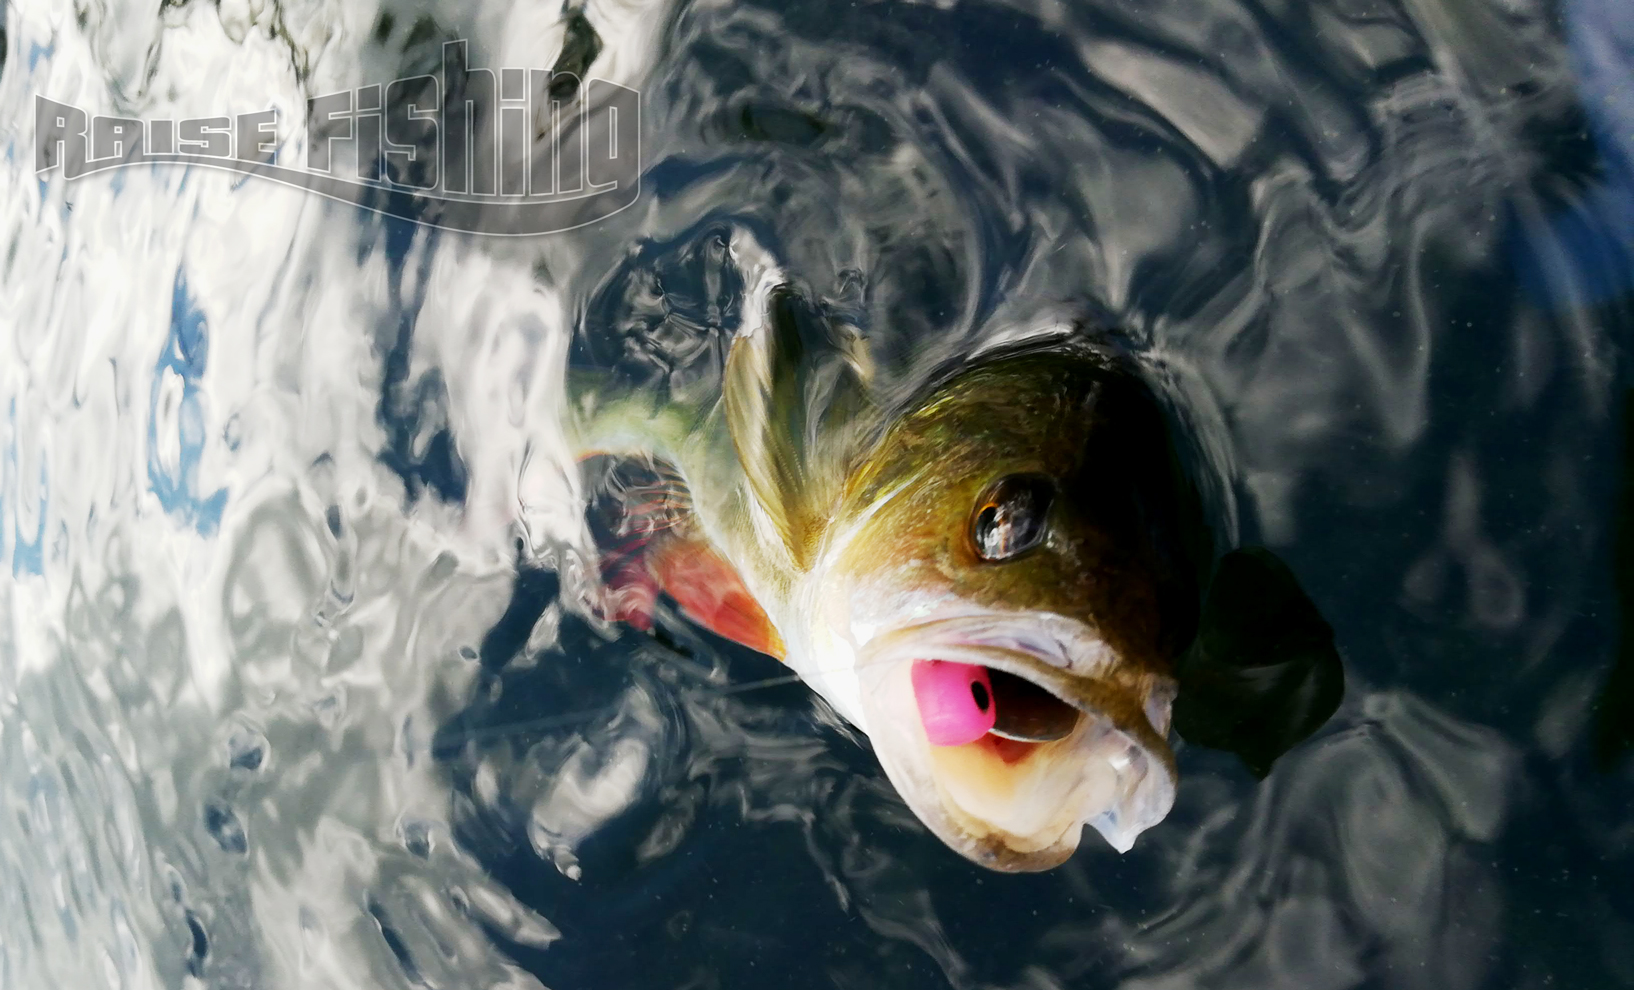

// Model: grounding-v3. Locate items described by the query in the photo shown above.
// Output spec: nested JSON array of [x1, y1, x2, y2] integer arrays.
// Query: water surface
[[1, 0, 1631, 987]]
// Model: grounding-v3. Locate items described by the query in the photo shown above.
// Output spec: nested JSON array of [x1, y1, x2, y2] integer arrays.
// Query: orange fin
[[582, 453, 783, 660], [649, 534, 785, 660], [582, 453, 689, 632]]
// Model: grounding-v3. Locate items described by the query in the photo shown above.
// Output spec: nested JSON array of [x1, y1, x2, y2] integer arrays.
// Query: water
[[1, 0, 1632, 986]]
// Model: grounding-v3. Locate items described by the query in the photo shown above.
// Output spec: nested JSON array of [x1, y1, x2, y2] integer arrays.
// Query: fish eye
[[971, 475, 1053, 561]]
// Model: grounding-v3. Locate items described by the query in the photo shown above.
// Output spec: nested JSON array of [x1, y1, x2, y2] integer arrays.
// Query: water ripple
[[1, 0, 1630, 986]]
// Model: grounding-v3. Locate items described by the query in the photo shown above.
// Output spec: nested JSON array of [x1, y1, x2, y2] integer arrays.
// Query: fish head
[[816, 342, 1209, 871]]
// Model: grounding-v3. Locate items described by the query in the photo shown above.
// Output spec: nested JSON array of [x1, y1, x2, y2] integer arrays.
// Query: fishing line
[[432, 670, 831, 748], [436, 704, 626, 748], [440, 577, 906, 748]]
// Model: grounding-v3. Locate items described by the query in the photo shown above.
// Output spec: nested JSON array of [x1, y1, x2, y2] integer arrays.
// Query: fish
[[565, 268, 1343, 872]]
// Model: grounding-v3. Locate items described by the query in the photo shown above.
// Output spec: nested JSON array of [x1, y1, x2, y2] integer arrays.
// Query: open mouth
[[852, 613, 1178, 868]]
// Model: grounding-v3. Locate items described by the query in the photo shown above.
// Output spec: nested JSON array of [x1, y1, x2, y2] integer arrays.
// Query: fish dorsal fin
[[723, 283, 873, 570], [1172, 547, 1345, 777]]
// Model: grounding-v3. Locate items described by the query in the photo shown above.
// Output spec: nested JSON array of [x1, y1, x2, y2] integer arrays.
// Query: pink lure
[[911, 660, 997, 746]]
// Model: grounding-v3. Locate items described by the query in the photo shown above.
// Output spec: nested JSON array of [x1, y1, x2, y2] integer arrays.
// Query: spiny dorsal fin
[[723, 283, 873, 570]]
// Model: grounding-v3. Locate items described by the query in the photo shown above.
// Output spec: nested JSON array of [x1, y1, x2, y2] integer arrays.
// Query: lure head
[[814, 343, 1208, 870]]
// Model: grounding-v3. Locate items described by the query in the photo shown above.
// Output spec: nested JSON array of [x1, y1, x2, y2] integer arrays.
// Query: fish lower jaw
[[937, 816, 1082, 872], [927, 776, 1083, 866], [924, 716, 1148, 850], [848, 613, 1178, 869]]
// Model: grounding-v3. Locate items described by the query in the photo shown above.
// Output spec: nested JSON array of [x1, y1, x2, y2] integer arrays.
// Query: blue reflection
[[147, 271, 226, 536]]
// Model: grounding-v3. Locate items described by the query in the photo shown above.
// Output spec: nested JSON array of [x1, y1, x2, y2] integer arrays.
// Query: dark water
[[1, 0, 1631, 987]]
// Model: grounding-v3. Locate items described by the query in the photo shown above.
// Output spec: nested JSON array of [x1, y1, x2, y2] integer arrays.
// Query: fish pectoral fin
[[1172, 546, 1345, 778], [723, 282, 874, 570], [649, 534, 786, 660], [583, 453, 694, 631], [582, 453, 784, 658]]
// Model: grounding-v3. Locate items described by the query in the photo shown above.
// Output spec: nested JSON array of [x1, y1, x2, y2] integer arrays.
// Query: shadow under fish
[[565, 255, 1343, 871]]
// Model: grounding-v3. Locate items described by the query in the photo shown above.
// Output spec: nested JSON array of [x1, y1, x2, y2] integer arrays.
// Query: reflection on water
[[0, 0, 1631, 986]]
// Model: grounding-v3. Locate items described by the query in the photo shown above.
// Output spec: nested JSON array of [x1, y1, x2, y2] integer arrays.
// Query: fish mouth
[[855, 614, 1177, 871]]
